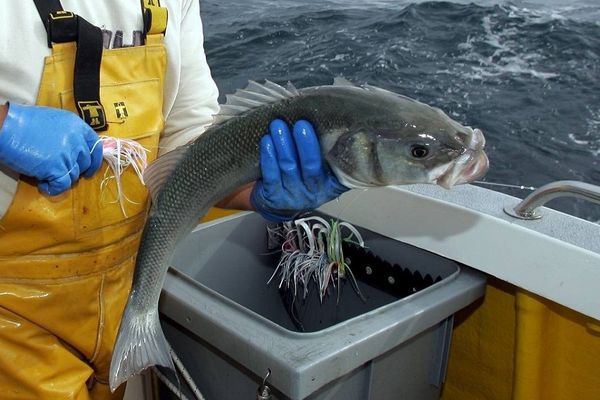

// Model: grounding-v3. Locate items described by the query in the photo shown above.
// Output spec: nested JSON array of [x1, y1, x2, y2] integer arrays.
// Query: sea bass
[[108, 78, 488, 390]]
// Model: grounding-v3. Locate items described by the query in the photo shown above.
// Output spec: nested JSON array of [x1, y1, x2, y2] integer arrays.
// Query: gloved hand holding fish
[[108, 77, 489, 390], [251, 119, 349, 221]]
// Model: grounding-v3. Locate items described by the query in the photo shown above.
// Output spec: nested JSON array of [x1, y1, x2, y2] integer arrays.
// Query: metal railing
[[504, 180, 600, 220]]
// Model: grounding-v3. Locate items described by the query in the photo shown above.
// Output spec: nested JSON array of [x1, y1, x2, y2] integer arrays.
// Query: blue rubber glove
[[250, 119, 348, 222], [0, 103, 103, 196]]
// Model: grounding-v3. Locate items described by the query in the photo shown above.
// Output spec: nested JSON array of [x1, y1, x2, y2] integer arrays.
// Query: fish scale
[[108, 79, 488, 391]]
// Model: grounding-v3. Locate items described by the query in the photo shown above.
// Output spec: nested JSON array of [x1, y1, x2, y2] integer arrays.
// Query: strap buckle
[[141, 0, 168, 40], [47, 11, 77, 47]]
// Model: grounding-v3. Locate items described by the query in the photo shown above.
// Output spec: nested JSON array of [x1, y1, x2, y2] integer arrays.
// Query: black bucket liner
[[343, 242, 443, 298], [279, 242, 443, 332]]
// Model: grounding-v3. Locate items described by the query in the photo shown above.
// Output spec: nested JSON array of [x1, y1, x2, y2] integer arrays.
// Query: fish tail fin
[[109, 307, 173, 392]]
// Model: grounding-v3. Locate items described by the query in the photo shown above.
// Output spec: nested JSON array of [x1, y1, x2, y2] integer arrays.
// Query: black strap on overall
[[32, 0, 108, 131]]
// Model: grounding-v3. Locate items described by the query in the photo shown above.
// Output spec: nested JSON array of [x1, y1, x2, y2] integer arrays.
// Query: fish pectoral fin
[[108, 308, 174, 392], [144, 145, 190, 203]]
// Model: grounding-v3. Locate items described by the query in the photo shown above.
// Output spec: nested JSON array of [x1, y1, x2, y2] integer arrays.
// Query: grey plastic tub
[[158, 212, 486, 400]]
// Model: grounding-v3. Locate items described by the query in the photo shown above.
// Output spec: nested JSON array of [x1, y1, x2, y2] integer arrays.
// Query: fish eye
[[411, 145, 429, 159]]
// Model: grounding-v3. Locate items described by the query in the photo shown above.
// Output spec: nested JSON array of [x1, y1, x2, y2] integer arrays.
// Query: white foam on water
[[452, 10, 564, 81], [330, 53, 349, 61], [587, 106, 600, 133], [587, 108, 600, 157], [568, 134, 591, 146], [566, 106, 600, 156]]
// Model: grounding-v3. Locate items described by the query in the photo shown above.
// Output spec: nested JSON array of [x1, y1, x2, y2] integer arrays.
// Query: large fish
[[108, 78, 488, 390]]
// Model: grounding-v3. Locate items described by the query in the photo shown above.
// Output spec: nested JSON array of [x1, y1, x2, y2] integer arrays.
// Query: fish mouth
[[436, 128, 489, 189], [437, 150, 489, 189]]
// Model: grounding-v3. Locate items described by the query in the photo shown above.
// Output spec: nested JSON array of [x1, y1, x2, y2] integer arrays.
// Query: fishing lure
[[267, 216, 365, 302], [93, 136, 149, 216]]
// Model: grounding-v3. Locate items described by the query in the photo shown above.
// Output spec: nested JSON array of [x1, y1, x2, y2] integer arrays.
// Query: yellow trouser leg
[[0, 256, 134, 400]]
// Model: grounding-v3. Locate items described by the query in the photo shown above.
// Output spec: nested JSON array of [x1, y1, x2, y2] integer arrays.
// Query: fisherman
[[0, 1, 347, 399]]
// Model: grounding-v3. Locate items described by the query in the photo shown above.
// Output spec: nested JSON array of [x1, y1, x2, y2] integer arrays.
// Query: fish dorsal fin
[[363, 83, 422, 103], [143, 145, 190, 203], [286, 81, 300, 95], [213, 79, 298, 126], [334, 78, 397, 96], [333, 76, 358, 87]]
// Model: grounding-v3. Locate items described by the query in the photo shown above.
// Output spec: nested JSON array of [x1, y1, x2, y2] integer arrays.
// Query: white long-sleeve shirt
[[0, 0, 220, 217]]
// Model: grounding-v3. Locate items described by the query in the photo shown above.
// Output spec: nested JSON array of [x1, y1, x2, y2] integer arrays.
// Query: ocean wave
[[452, 11, 563, 81], [568, 106, 600, 157]]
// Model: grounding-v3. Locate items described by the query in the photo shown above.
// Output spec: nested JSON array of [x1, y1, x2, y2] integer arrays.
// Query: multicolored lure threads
[[268, 216, 366, 302], [93, 136, 150, 216]]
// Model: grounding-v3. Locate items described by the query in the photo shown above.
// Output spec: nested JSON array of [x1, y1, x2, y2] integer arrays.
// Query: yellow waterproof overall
[[0, 2, 167, 399]]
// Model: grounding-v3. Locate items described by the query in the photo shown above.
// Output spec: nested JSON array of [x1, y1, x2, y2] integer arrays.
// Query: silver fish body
[[108, 79, 488, 390]]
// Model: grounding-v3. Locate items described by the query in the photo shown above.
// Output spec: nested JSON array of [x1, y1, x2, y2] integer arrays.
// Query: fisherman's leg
[[0, 306, 93, 400], [0, 256, 134, 400], [87, 256, 136, 400]]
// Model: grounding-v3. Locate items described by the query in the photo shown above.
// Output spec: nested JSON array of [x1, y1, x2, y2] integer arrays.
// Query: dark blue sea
[[200, 0, 600, 222]]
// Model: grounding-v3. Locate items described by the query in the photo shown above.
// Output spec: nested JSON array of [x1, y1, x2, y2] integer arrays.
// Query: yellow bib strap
[[141, 0, 168, 36]]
